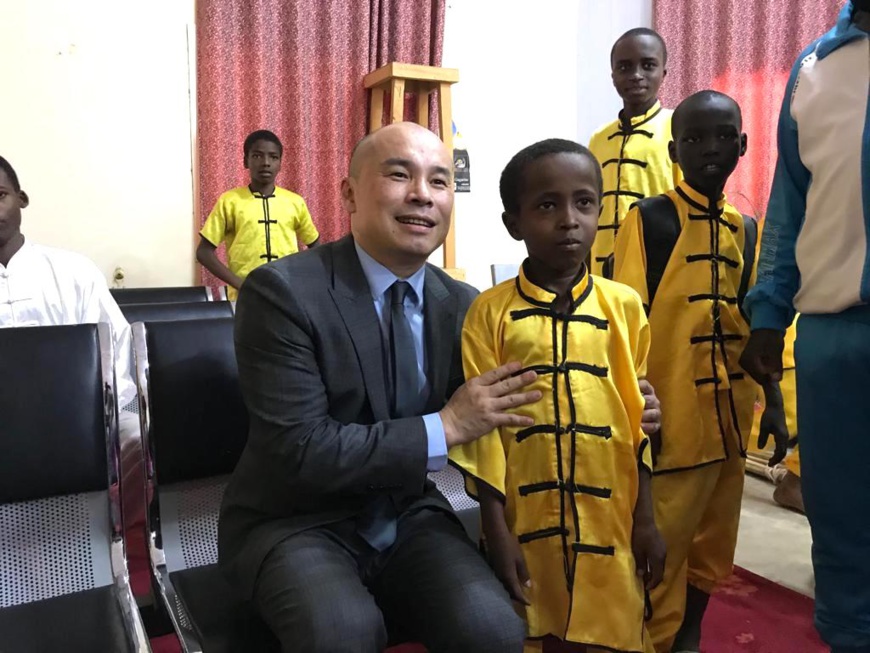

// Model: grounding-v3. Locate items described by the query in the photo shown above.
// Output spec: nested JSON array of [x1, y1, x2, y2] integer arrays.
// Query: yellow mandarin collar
[[517, 261, 591, 308], [677, 180, 727, 212], [620, 100, 663, 128]]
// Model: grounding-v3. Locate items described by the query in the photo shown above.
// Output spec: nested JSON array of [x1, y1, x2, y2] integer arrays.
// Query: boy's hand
[[632, 520, 666, 591], [486, 529, 531, 605], [740, 329, 785, 385], [638, 379, 662, 435]]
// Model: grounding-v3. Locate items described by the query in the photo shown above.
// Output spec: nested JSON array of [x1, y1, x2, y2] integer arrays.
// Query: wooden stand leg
[[370, 88, 385, 132], [390, 79, 406, 124], [416, 90, 430, 129], [438, 82, 456, 269]]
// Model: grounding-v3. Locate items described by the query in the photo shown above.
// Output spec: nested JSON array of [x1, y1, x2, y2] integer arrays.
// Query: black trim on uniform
[[688, 213, 739, 232], [603, 189, 645, 200], [602, 158, 649, 169], [517, 481, 612, 499], [686, 253, 740, 268], [608, 128, 655, 140], [571, 543, 615, 556], [509, 308, 608, 330], [653, 456, 728, 476], [688, 293, 738, 305], [694, 372, 745, 387], [690, 334, 744, 345], [675, 186, 710, 213], [516, 423, 612, 443], [252, 189, 280, 263], [518, 527, 568, 544], [517, 362, 609, 378]]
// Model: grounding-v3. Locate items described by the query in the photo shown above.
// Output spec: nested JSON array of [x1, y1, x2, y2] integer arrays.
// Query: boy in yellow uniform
[[451, 139, 665, 653], [612, 91, 788, 653], [196, 129, 319, 299], [589, 28, 681, 278]]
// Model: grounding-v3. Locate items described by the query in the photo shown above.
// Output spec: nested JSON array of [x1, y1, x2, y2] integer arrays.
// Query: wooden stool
[[364, 63, 461, 274]]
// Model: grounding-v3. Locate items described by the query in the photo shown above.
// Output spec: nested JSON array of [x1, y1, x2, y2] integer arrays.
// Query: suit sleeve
[[233, 264, 429, 496], [612, 205, 650, 309], [448, 297, 508, 498], [743, 46, 815, 332]]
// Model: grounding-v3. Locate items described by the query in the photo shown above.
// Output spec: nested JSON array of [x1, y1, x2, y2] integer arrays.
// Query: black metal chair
[[0, 323, 150, 652], [490, 262, 521, 286], [134, 317, 480, 651], [112, 286, 217, 306], [134, 318, 276, 653], [121, 301, 234, 324]]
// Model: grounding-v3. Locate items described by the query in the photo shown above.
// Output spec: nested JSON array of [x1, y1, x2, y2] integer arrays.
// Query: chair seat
[[171, 564, 280, 653], [0, 585, 131, 652]]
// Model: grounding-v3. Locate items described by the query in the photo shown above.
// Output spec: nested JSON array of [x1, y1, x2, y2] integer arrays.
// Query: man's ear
[[740, 133, 748, 157], [18, 190, 29, 208], [340, 178, 356, 214], [502, 212, 522, 242]]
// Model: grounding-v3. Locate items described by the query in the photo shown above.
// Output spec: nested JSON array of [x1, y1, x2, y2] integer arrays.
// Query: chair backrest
[[0, 324, 115, 607], [136, 317, 248, 485], [134, 318, 248, 574], [111, 286, 212, 306], [490, 263, 521, 286], [120, 301, 233, 324], [0, 324, 107, 503]]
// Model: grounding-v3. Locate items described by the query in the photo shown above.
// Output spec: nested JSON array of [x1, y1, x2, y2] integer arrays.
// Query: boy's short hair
[[610, 27, 668, 66], [243, 130, 283, 159], [0, 156, 21, 192], [499, 139, 603, 215], [672, 90, 743, 136]]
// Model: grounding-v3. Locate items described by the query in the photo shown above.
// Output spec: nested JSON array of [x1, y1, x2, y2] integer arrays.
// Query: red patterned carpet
[[149, 567, 824, 653], [699, 567, 824, 653]]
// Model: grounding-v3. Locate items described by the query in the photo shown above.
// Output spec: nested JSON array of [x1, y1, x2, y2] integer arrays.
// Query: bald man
[[217, 123, 534, 652]]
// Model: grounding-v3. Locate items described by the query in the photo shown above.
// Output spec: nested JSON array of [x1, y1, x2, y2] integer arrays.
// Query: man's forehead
[[371, 134, 450, 166]]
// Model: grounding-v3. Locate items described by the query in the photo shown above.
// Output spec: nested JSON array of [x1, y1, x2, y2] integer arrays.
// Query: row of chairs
[[0, 323, 149, 652], [0, 287, 483, 652]]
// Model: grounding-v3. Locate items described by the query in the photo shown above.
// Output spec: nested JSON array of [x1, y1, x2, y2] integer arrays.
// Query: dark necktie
[[390, 281, 418, 417], [357, 281, 417, 551]]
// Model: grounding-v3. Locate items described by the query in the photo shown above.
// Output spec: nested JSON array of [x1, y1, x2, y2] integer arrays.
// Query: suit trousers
[[253, 507, 526, 653]]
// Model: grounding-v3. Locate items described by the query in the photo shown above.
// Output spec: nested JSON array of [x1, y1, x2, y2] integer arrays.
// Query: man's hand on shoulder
[[439, 362, 541, 448]]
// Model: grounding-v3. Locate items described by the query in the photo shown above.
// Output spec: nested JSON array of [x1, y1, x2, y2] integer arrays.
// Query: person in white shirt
[[0, 155, 144, 528]]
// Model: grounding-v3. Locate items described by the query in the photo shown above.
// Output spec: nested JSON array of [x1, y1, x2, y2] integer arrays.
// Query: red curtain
[[196, 0, 445, 287], [654, 0, 843, 217]]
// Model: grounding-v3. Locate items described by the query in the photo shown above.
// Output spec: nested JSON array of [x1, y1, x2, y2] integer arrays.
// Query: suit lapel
[[423, 267, 457, 414], [328, 236, 391, 421]]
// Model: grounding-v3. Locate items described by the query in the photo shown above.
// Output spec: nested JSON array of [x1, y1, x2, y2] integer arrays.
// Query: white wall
[[443, 0, 653, 290], [1, 0, 196, 287]]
